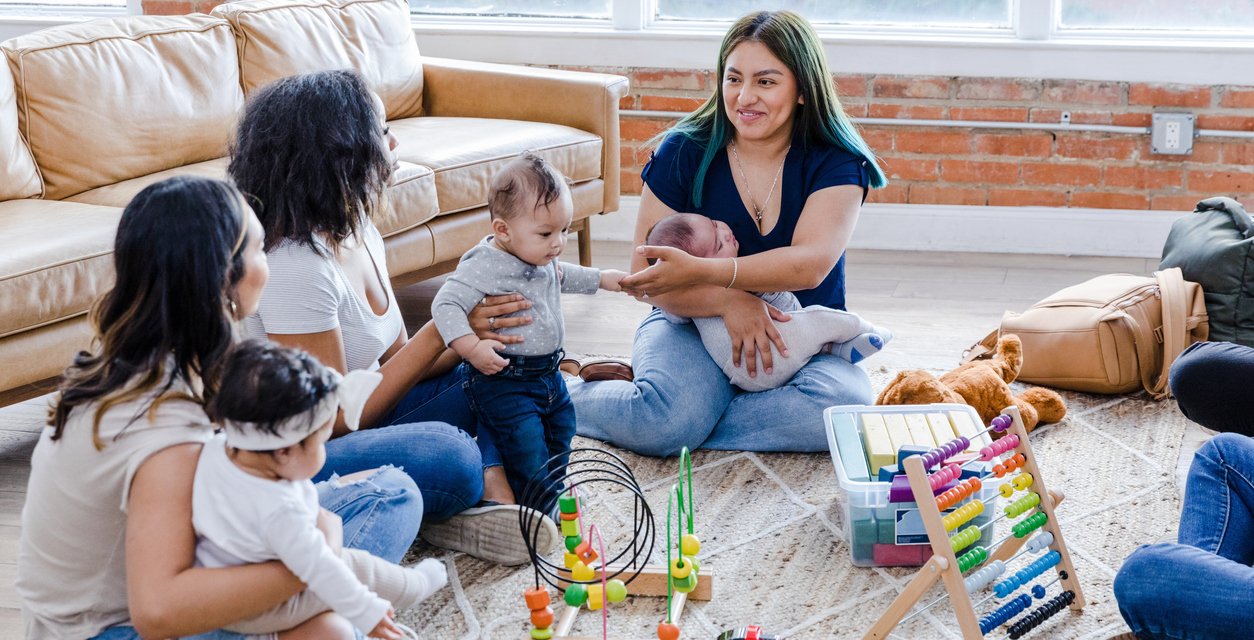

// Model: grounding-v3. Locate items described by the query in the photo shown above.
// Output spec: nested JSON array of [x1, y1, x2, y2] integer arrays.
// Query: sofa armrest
[[420, 57, 630, 216]]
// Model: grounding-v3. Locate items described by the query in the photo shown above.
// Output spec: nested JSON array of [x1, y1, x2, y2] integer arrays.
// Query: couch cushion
[[2, 15, 243, 200], [0, 200, 121, 338], [389, 117, 602, 216], [213, 0, 422, 119], [0, 56, 40, 201], [66, 158, 231, 208]]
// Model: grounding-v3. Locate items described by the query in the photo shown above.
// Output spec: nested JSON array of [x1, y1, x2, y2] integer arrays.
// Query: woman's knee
[[792, 355, 874, 405], [1199, 431, 1254, 465], [1113, 543, 1174, 615]]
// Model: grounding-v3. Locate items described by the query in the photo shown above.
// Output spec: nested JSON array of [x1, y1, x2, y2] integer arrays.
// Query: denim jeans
[[315, 367, 489, 522], [1114, 433, 1254, 639], [87, 467, 416, 640], [568, 308, 874, 456], [463, 353, 575, 512], [1170, 341, 1254, 436]]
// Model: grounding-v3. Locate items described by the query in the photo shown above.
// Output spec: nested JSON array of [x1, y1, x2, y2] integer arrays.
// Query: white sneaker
[[420, 503, 558, 566]]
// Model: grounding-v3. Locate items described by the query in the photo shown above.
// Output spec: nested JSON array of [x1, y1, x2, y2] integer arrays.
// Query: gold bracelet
[[727, 257, 738, 289]]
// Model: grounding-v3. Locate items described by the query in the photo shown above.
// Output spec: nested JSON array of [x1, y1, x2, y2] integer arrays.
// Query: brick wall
[[588, 67, 1254, 211], [142, 0, 222, 15]]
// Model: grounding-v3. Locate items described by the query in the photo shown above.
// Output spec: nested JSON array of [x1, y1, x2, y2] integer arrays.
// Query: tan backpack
[[963, 267, 1208, 399]]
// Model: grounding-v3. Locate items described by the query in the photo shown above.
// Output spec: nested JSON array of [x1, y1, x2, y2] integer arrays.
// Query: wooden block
[[925, 413, 956, 445], [830, 412, 870, 481], [947, 410, 979, 452], [905, 413, 936, 446], [882, 413, 911, 451], [860, 414, 894, 475], [558, 563, 713, 601]]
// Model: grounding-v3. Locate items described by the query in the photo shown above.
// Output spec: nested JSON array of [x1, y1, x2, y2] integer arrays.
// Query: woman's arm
[[127, 444, 305, 639]]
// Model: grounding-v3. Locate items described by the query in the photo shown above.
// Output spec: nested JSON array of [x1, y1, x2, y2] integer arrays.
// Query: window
[[654, 0, 1012, 29], [1058, 0, 1254, 33], [411, 0, 610, 19], [0, 0, 123, 12]]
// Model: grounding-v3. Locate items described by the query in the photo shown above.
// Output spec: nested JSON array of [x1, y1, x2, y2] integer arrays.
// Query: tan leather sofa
[[0, 0, 628, 406]]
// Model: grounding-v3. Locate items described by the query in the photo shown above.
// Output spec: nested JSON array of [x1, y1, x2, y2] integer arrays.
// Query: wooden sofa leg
[[577, 217, 592, 267]]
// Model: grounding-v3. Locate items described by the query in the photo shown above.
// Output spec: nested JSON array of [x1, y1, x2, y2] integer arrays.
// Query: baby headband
[[223, 369, 383, 451]]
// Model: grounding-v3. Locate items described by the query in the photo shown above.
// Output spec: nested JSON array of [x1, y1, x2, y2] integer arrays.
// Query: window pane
[[411, 0, 610, 19], [655, 0, 1011, 28], [0, 0, 123, 7], [1059, 0, 1254, 31]]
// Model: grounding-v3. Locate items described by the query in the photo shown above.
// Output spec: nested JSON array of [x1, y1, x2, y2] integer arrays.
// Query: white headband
[[223, 369, 383, 451]]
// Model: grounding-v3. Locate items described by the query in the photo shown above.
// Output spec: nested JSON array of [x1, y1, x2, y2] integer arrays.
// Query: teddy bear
[[875, 334, 1066, 432]]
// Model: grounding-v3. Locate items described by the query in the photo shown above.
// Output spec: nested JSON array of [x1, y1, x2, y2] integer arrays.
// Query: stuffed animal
[[875, 334, 1066, 433]]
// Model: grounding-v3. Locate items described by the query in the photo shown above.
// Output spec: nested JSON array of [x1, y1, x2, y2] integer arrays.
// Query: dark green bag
[[1160, 197, 1254, 347]]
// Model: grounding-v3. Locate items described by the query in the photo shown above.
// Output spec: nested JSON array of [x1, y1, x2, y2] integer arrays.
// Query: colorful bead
[[1013, 512, 1049, 538], [949, 525, 981, 553], [587, 584, 605, 611], [524, 588, 550, 610], [685, 556, 701, 575], [564, 584, 588, 607], [574, 541, 598, 564], [1013, 472, 1034, 491], [530, 627, 554, 640], [1000, 483, 1014, 498], [565, 535, 582, 553], [561, 519, 579, 537], [559, 494, 579, 514], [530, 606, 554, 628], [681, 533, 701, 557], [672, 572, 698, 593], [669, 558, 692, 580], [571, 561, 596, 582], [606, 578, 627, 603], [563, 552, 578, 569], [657, 622, 681, 640], [560, 511, 579, 521]]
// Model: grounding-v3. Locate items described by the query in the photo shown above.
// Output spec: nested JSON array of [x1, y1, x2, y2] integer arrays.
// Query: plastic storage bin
[[824, 403, 1008, 567]]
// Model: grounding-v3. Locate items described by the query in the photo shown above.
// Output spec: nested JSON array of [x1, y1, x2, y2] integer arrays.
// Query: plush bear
[[875, 334, 1066, 433]]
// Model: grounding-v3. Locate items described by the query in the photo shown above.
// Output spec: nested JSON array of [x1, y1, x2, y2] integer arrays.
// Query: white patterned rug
[[399, 366, 1191, 640]]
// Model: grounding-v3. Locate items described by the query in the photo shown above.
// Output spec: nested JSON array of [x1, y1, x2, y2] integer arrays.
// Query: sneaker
[[420, 502, 558, 566]]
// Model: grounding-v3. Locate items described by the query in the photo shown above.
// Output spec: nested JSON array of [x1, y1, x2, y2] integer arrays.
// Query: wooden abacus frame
[[863, 405, 1085, 640]]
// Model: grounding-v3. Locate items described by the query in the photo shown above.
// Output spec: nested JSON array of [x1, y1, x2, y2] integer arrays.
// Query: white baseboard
[[593, 196, 1185, 259]]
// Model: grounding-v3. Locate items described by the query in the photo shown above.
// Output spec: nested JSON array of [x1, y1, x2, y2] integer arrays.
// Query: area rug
[[399, 365, 1189, 640]]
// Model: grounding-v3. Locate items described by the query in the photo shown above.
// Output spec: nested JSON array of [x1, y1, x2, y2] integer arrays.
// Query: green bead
[[685, 556, 701, 575], [559, 494, 579, 514], [564, 584, 588, 607], [605, 578, 627, 603], [672, 572, 698, 593], [561, 519, 579, 537], [565, 535, 583, 552], [531, 627, 554, 639]]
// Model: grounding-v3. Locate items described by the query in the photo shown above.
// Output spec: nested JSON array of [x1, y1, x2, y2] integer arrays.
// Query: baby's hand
[[469, 339, 508, 375], [600, 269, 628, 292], [368, 609, 403, 640]]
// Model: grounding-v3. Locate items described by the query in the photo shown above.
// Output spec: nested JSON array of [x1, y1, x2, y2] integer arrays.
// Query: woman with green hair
[[568, 10, 887, 456]]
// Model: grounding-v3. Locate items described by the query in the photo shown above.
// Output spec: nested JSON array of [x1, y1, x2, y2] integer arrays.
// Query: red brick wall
[[588, 67, 1254, 211], [142, 0, 222, 15]]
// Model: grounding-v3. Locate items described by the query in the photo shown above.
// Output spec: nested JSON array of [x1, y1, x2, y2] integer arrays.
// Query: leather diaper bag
[[963, 267, 1208, 399]]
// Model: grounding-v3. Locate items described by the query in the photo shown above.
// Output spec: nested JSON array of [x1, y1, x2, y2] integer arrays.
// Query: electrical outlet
[[1152, 113, 1194, 155]]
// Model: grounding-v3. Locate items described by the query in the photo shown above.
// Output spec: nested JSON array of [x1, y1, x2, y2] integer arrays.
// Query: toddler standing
[[432, 153, 625, 512]]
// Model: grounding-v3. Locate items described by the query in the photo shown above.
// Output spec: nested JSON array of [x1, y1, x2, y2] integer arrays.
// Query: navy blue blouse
[[641, 132, 871, 310]]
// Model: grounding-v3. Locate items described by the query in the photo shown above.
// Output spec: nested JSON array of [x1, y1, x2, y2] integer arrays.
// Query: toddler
[[432, 152, 626, 512], [196, 340, 447, 638], [647, 212, 892, 392]]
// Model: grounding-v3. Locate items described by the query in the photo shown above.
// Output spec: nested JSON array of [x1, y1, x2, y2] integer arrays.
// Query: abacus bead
[[524, 588, 550, 610], [561, 519, 579, 537], [565, 535, 582, 553], [559, 494, 578, 514], [565, 584, 588, 607], [969, 477, 982, 492], [681, 533, 701, 557], [1015, 473, 1034, 490], [1032, 585, 1046, 599], [606, 579, 628, 603], [571, 561, 596, 582], [993, 463, 1006, 477], [531, 606, 554, 628], [563, 552, 578, 569], [672, 572, 698, 593], [1000, 483, 1014, 498], [531, 627, 554, 640], [980, 445, 995, 461], [670, 558, 692, 580], [657, 622, 681, 640]]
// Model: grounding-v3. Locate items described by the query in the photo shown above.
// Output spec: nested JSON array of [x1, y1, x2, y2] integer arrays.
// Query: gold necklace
[[730, 141, 790, 231]]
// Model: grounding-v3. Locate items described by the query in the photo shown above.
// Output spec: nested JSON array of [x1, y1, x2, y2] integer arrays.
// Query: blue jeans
[[463, 354, 575, 512], [315, 368, 489, 522], [1114, 433, 1254, 639], [568, 308, 874, 456], [1170, 341, 1254, 436], [89, 467, 417, 640]]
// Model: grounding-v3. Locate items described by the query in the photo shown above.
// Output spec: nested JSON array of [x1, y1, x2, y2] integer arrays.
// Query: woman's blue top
[[641, 131, 871, 310]]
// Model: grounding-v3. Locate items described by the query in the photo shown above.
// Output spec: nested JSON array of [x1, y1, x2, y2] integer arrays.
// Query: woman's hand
[[722, 293, 792, 378], [620, 246, 722, 298], [468, 293, 532, 345]]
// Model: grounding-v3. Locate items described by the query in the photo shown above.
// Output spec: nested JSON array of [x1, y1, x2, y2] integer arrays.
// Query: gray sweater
[[433, 236, 601, 356]]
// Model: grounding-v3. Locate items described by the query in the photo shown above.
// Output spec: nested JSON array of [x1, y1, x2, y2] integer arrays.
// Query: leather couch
[[0, 0, 628, 406]]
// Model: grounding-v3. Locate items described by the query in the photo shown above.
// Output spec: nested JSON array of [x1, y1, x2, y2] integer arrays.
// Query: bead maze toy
[[517, 447, 713, 640], [860, 405, 1085, 639]]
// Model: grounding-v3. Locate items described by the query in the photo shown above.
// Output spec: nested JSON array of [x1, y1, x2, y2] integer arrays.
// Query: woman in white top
[[232, 70, 551, 565], [17, 176, 424, 640]]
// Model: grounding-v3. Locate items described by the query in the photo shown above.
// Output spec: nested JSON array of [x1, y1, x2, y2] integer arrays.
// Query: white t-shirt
[[17, 376, 213, 640], [244, 224, 404, 372], [192, 435, 389, 632]]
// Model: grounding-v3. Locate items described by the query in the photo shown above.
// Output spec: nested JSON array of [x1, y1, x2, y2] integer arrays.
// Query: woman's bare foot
[[482, 466, 516, 505]]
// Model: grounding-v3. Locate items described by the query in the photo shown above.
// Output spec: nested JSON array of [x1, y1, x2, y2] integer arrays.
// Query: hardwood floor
[[0, 243, 1153, 636]]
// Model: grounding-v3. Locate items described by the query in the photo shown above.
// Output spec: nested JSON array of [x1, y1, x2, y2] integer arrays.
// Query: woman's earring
[[229, 299, 239, 318]]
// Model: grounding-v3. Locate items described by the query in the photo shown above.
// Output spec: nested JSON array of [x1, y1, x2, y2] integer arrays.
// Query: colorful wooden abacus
[[863, 405, 1085, 640]]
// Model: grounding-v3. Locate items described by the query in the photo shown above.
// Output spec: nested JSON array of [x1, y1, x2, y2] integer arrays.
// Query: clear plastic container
[[824, 403, 1008, 567]]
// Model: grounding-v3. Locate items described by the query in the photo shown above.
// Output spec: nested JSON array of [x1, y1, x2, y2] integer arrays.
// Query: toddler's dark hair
[[489, 151, 570, 220], [644, 213, 701, 265], [208, 340, 338, 441]]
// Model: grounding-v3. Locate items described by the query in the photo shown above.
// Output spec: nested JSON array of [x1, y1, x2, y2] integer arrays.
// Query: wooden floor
[[0, 242, 1154, 635]]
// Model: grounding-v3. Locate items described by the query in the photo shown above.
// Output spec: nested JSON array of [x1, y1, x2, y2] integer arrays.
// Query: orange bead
[[524, 588, 550, 610], [560, 511, 579, 521], [657, 621, 681, 640], [574, 541, 599, 564], [530, 606, 554, 628]]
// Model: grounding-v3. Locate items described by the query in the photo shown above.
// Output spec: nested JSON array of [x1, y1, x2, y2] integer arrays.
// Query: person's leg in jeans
[[702, 353, 874, 452], [376, 366, 504, 472], [1170, 341, 1254, 436], [465, 373, 555, 511], [568, 309, 735, 457], [1114, 434, 1254, 638]]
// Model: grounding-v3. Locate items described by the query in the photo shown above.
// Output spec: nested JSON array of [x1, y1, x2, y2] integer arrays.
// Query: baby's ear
[[491, 217, 510, 238]]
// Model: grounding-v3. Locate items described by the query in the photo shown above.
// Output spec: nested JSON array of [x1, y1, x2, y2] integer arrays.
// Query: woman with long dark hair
[[232, 70, 552, 565], [17, 176, 422, 640]]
